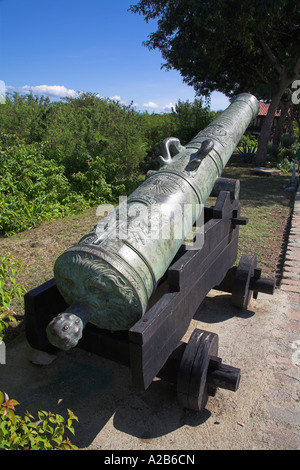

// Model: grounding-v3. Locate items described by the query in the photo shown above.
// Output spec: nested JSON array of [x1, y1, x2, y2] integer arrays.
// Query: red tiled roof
[[258, 102, 281, 117]]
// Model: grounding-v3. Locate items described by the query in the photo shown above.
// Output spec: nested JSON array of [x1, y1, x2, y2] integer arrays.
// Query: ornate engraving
[[129, 173, 185, 207], [206, 125, 227, 137], [188, 125, 228, 149], [54, 251, 142, 330], [151, 174, 182, 194]]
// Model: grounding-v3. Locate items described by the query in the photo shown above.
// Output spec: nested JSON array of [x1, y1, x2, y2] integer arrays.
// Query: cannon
[[25, 93, 275, 411]]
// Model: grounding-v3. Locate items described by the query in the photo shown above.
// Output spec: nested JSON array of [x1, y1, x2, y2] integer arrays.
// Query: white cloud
[[141, 101, 176, 113], [6, 84, 78, 98], [162, 102, 175, 111], [142, 101, 159, 108], [109, 95, 121, 101]]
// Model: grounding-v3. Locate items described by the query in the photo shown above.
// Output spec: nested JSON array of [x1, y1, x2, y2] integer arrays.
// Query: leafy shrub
[[280, 134, 296, 149], [173, 98, 213, 144], [236, 134, 258, 149], [277, 141, 299, 160], [0, 254, 25, 341], [267, 139, 299, 172], [267, 143, 280, 159], [42, 93, 147, 180], [0, 133, 88, 236], [0, 391, 78, 450], [69, 154, 126, 202], [237, 143, 257, 163], [273, 157, 295, 174], [0, 93, 218, 236]]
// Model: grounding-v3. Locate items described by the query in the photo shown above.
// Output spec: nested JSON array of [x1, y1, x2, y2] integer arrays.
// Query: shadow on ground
[[1, 292, 256, 449]]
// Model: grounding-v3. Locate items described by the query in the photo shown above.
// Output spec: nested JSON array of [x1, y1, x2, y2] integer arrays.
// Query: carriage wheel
[[232, 254, 257, 309], [177, 329, 219, 411]]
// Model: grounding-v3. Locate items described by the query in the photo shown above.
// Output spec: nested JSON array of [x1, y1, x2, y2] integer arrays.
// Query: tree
[[174, 98, 214, 144], [272, 89, 293, 147], [0, 92, 50, 142], [130, 0, 300, 166], [139, 98, 214, 171]]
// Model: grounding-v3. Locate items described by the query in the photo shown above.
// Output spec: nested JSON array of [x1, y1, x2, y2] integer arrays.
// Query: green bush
[[277, 141, 299, 160], [41, 93, 147, 180], [69, 154, 126, 202], [280, 134, 296, 149], [236, 134, 258, 149], [0, 132, 88, 236], [236, 143, 257, 163], [0, 391, 78, 450], [0, 254, 25, 341], [0, 93, 218, 236], [275, 157, 295, 173], [267, 137, 299, 172], [267, 143, 280, 159]]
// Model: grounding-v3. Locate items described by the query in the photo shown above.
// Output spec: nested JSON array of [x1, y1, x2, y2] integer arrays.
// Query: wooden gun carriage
[[25, 177, 275, 412]]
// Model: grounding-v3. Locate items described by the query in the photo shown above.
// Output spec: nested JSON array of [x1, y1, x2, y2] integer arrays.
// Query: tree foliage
[[130, 0, 300, 165], [140, 97, 213, 168]]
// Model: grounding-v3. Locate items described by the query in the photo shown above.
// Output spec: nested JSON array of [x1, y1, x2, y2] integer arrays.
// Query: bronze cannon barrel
[[47, 93, 259, 350]]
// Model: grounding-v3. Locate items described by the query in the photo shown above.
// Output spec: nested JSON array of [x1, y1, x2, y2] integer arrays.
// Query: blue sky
[[0, 0, 230, 113]]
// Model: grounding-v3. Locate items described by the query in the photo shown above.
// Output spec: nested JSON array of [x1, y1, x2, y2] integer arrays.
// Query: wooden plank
[[168, 192, 241, 292], [77, 326, 130, 367], [24, 279, 68, 352], [168, 217, 237, 292]]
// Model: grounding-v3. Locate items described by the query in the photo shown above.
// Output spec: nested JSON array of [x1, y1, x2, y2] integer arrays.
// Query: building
[[249, 102, 281, 134]]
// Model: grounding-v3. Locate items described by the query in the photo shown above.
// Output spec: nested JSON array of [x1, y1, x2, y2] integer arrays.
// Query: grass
[[0, 154, 295, 343], [221, 155, 293, 278]]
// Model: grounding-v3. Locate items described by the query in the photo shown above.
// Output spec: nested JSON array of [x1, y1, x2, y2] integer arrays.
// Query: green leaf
[[37, 410, 47, 420], [55, 413, 65, 423], [67, 425, 75, 435], [67, 409, 79, 422], [6, 408, 16, 424], [51, 435, 63, 446]]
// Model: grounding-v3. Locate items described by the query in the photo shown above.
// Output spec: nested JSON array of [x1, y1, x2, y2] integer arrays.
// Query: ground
[[0, 162, 299, 450]]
